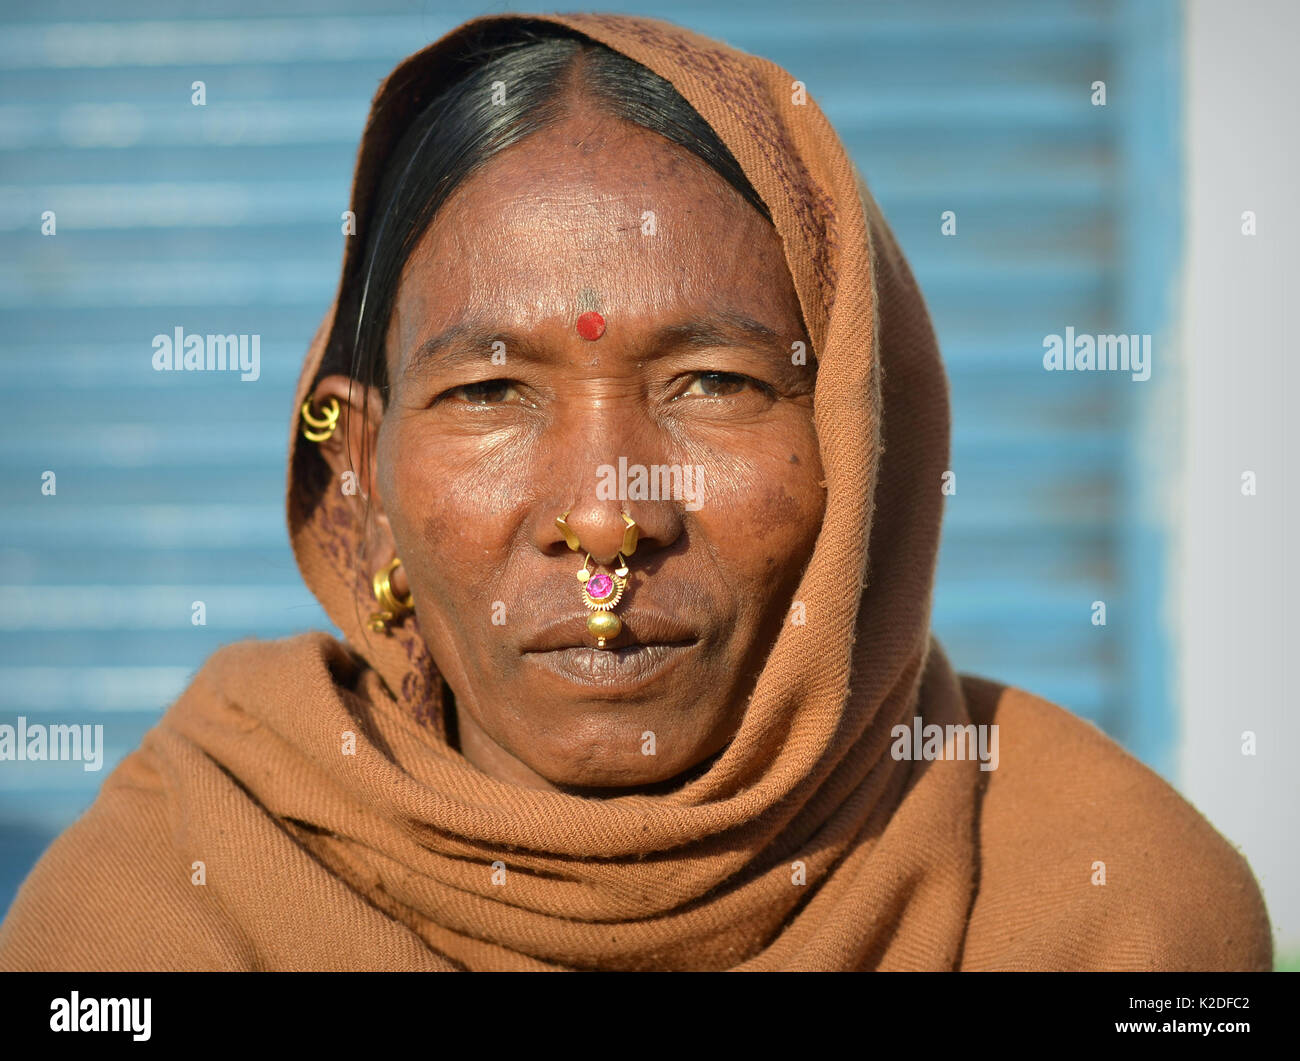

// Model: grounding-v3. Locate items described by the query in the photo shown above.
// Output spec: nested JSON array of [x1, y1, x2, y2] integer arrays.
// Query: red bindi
[[576, 311, 606, 341]]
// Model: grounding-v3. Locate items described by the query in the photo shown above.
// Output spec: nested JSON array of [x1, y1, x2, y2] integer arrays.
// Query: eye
[[677, 371, 769, 399], [442, 379, 524, 405]]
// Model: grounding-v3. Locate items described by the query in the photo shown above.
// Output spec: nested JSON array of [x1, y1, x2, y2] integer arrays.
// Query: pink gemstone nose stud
[[554, 510, 639, 647]]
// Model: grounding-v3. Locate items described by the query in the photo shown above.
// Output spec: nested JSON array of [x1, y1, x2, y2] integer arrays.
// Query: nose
[[541, 460, 686, 568], [555, 506, 645, 567], [534, 369, 687, 566]]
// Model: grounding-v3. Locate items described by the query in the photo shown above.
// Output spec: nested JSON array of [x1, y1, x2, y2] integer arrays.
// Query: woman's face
[[318, 104, 825, 791]]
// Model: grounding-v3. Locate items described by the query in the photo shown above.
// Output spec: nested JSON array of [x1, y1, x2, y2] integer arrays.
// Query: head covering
[[0, 12, 1272, 972], [280, 10, 966, 971]]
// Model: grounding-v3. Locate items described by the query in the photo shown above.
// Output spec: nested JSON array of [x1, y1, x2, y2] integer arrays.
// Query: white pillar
[[1179, 0, 1300, 960]]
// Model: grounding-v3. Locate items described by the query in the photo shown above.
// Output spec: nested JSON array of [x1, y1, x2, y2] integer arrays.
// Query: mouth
[[523, 641, 697, 690], [520, 610, 700, 691]]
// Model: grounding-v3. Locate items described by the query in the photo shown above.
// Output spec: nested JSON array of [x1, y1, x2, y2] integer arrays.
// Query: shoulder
[[0, 742, 257, 970], [959, 675, 1272, 971], [183, 629, 366, 698], [0, 632, 355, 971]]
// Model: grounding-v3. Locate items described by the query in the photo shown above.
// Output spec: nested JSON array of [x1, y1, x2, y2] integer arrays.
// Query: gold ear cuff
[[301, 397, 340, 442]]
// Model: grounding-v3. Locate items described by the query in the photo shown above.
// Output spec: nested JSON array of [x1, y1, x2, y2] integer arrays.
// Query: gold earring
[[555, 511, 639, 648], [368, 557, 414, 633], [301, 396, 340, 442]]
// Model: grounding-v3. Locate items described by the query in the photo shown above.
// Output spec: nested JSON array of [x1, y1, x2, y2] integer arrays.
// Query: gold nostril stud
[[555, 510, 582, 552]]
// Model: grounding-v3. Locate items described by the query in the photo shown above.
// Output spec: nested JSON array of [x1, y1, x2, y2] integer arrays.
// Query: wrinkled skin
[[312, 101, 825, 793]]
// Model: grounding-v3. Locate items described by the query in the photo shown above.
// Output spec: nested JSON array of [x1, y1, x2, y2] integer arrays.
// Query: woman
[[0, 13, 1271, 971]]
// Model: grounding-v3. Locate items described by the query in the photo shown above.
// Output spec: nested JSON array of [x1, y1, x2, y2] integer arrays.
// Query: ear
[[304, 374, 392, 543]]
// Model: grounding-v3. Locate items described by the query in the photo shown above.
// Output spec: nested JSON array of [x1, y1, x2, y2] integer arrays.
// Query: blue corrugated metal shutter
[[0, 0, 1179, 915]]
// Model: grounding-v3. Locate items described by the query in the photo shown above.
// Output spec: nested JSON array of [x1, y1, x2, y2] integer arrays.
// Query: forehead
[[385, 110, 799, 361]]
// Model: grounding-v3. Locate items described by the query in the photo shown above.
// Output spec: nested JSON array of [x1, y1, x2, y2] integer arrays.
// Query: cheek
[[377, 405, 824, 605], [377, 417, 534, 596], [684, 420, 824, 577]]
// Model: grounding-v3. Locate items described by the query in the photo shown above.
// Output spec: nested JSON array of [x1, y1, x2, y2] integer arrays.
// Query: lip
[[520, 610, 698, 654], [524, 642, 696, 691], [520, 610, 699, 692]]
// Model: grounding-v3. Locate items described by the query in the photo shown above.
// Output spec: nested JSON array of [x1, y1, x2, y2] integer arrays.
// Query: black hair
[[334, 23, 771, 405]]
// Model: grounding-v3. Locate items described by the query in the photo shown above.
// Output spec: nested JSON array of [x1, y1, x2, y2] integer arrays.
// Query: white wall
[[1178, 0, 1299, 959]]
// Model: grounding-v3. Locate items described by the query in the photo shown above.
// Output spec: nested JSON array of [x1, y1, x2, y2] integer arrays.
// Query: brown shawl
[[0, 12, 1271, 972]]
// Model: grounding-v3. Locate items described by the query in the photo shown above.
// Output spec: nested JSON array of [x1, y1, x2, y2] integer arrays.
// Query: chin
[[542, 756, 706, 792], [518, 720, 732, 792]]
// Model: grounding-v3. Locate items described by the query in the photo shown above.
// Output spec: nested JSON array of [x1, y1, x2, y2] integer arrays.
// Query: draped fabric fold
[[0, 12, 1271, 972]]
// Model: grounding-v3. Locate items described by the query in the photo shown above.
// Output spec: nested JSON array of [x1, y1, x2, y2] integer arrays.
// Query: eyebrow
[[653, 309, 786, 354], [400, 322, 529, 381], [399, 308, 796, 381]]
